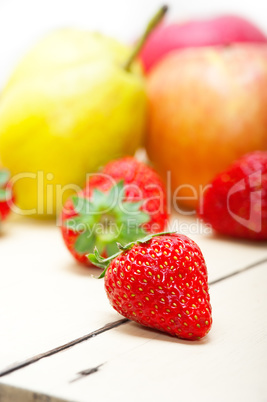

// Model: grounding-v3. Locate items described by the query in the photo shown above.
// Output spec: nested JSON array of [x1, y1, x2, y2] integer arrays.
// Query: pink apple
[[146, 44, 267, 210], [140, 15, 267, 73]]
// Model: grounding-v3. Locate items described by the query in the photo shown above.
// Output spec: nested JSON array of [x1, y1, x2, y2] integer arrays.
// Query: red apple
[[140, 15, 267, 73], [146, 44, 267, 210]]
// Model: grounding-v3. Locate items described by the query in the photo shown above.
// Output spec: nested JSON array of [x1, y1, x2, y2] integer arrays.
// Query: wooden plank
[[1, 260, 266, 402], [0, 383, 65, 402], [1, 215, 267, 373]]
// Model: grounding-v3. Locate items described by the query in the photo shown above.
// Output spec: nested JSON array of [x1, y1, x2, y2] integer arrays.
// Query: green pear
[[0, 29, 147, 217]]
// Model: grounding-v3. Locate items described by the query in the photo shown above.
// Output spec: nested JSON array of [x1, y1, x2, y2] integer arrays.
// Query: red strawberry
[[199, 151, 267, 240], [0, 169, 13, 222], [61, 157, 168, 266], [89, 232, 212, 340]]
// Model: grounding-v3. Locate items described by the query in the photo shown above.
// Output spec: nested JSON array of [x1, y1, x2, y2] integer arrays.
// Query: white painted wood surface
[[2, 261, 267, 402], [0, 215, 267, 401], [0, 2, 267, 400]]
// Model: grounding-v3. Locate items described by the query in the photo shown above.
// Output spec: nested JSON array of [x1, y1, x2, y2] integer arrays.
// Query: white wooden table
[[1, 1, 267, 400], [0, 213, 267, 402]]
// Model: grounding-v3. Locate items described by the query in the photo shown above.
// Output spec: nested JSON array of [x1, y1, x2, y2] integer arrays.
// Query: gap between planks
[[0, 319, 129, 378], [1, 256, 267, 378]]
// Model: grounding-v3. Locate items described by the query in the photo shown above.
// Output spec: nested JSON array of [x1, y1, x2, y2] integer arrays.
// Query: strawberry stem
[[0, 169, 10, 188], [64, 180, 150, 257], [123, 5, 168, 72], [88, 231, 175, 278]]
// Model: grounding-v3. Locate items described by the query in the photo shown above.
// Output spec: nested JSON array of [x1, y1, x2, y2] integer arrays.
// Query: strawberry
[[199, 151, 267, 240], [61, 157, 168, 266], [0, 169, 12, 222], [89, 232, 212, 340]]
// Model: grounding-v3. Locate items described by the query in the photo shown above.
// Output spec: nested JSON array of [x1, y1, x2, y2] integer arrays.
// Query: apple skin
[[146, 44, 267, 210], [140, 15, 267, 73]]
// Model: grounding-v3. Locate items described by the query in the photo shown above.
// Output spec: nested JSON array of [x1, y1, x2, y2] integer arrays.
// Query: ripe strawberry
[[199, 151, 267, 240], [61, 157, 168, 266], [0, 169, 13, 222], [89, 232, 212, 340]]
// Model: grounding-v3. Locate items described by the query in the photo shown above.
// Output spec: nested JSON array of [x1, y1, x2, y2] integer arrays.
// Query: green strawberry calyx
[[0, 170, 12, 202], [64, 180, 153, 258], [88, 231, 175, 278]]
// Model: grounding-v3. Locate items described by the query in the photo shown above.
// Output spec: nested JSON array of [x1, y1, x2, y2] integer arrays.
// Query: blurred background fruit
[[146, 42, 267, 210], [0, 169, 13, 222], [0, 30, 147, 218], [61, 156, 168, 266], [1, 1, 267, 217], [199, 151, 267, 240], [139, 15, 267, 73]]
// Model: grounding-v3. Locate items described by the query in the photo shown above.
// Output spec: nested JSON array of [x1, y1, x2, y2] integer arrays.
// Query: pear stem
[[123, 5, 168, 72]]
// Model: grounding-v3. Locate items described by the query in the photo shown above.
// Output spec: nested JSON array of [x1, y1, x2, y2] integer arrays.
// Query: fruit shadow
[[116, 319, 211, 346], [64, 260, 101, 278], [209, 232, 267, 249], [0, 228, 8, 239], [8, 213, 57, 226]]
